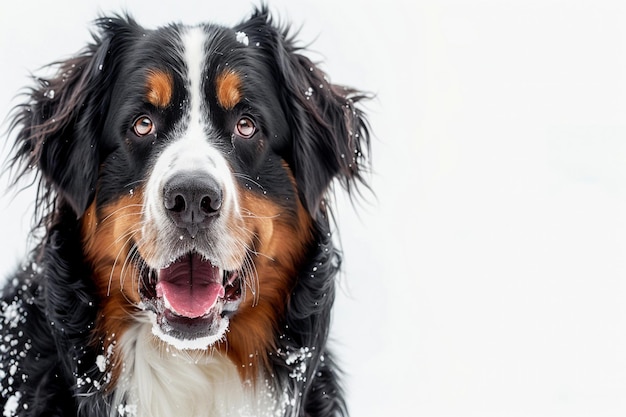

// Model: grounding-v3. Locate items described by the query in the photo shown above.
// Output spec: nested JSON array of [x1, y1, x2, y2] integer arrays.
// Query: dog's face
[[81, 23, 314, 349], [78, 26, 306, 349], [14, 12, 368, 354]]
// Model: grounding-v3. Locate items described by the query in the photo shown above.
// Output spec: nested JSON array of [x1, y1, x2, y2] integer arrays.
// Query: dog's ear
[[10, 16, 136, 217], [237, 8, 371, 217]]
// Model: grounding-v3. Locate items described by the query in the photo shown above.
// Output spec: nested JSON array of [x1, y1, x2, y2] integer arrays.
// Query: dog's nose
[[163, 171, 223, 237]]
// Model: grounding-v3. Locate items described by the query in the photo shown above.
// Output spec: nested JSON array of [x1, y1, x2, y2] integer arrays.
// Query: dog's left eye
[[235, 117, 256, 139], [133, 116, 155, 137]]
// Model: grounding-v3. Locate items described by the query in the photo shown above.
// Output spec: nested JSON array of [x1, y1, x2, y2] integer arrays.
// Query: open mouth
[[139, 252, 243, 349]]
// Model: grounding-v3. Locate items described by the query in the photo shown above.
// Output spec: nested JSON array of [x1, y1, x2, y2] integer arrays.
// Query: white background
[[2, 0, 626, 416]]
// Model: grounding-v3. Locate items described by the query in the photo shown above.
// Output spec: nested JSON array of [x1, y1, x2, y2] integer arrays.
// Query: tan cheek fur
[[220, 185, 313, 379], [82, 190, 145, 387]]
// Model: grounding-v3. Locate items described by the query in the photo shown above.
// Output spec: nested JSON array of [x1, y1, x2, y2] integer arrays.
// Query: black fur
[[0, 7, 369, 417]]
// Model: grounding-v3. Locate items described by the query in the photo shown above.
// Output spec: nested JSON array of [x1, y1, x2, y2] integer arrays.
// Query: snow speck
[[284, 347, 313, 366], [117, 403, 137, 417], [96, 355, 107, 373], [282, 347, 314, 382], [43, 89, 55, 99], [2, 302, 21, 330], [3, 391, 21, 417], [235, 31, 249, 46]]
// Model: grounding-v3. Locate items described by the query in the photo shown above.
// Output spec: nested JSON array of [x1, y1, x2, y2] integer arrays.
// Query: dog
[[0, 6, 370, 417]]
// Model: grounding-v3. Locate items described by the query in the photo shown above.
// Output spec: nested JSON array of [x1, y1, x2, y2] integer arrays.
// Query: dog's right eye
[[235, 117, 256, 139], [133, 116, 155, 137]]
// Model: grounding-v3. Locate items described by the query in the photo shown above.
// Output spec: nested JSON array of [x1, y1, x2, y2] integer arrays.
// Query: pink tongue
[[156, 254, 225, 319]]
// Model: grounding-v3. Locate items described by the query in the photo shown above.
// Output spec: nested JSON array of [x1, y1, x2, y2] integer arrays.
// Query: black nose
[[163, 171, 223, 238]]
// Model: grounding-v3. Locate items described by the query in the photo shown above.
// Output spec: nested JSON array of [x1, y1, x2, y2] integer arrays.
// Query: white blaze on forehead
[[182, 26, 207, 137], [142, 26, 242, 270], [174, 26, 232, 172]]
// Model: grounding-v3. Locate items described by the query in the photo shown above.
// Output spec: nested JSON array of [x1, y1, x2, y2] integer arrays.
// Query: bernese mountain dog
[[0, 7, 370, 417]]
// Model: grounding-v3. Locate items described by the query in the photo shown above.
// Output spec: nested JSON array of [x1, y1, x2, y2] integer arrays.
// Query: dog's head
[[11, 9, 369, 353]]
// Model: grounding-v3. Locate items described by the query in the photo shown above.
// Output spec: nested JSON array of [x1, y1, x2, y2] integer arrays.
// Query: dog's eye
[[133, 116, 155, 137], [235, 117, 256, 139]]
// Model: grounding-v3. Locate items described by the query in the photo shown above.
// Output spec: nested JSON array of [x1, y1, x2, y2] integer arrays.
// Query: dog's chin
[[139, 252, 243, 350]]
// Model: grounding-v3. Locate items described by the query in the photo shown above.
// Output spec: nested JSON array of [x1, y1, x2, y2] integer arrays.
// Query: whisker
[[109, 228, 140, 298], [233, 173, 265, 191], [111, 227, 142, 248], [243, 253, 260, 307], [239, 212, 281, 220], [120, 244, 142, 305], [228, 228, 262, 307], [124, 179, 147, 188], [100, 204, 143, 224]]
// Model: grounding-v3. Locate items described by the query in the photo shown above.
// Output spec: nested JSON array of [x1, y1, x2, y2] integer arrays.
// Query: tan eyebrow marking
[[145, 70, 173, 108], [216, 70, 243, 110]]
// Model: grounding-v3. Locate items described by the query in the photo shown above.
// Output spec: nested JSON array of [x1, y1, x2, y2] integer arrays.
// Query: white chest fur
[[111, 322, 283, 417]]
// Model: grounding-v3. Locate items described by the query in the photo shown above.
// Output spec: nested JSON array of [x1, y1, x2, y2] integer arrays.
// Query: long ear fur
[[237, 7, 371, 217], [8, 16, 137, 218]]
